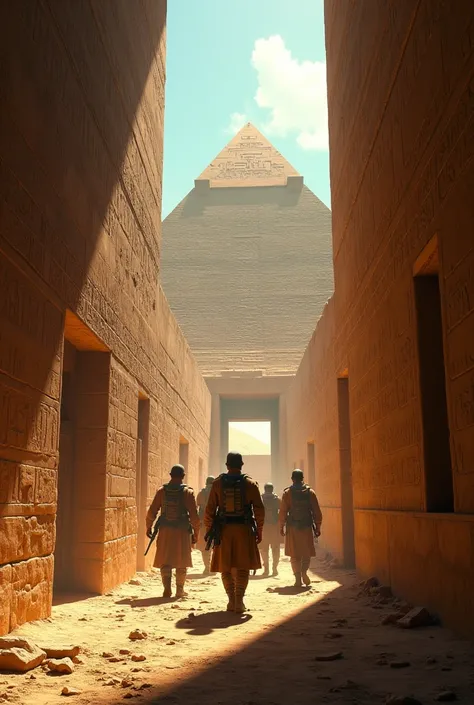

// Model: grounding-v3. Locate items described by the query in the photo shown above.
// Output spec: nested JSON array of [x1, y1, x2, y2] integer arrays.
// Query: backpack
[[287, 485, 313, 528], [219, 474, 250, 524], [262, 492, 279, 524], [161, 484, 190, 527]]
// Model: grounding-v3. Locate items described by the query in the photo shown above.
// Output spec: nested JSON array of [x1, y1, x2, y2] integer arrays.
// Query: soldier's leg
[[201, 550, 211, 574], [301, 558, 311, 586], [160, 565, 172, 598], [261, 540, 270, 575], [175, 568, 187, 598], [234, 569, 250, 613], [221, 571, 235, 611], [291, 558, 302, 587], [271, 541, 280, 576]]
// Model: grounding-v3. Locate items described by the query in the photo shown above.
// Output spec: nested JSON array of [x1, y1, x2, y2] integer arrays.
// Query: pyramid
[[196, 122, 301, 188]]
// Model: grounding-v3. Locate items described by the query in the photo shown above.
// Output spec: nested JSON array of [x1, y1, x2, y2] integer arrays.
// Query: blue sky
[[162, 0, 330, 219]]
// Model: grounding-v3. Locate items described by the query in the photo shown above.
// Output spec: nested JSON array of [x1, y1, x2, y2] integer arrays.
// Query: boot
[[176, 568, 187, 598], [262, 563, 270, 577], [222, 572, 235, 611], [176, 584, 187, 598], [302, 559, 311, 586], [272, 564, 279, 577], [162, 575, 172, 598], [234, 594, 246, 613], [294, 572, 302, 588]]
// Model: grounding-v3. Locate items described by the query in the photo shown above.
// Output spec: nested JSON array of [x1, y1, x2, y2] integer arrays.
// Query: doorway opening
[[136, 397, 150, 570], [413, 238, 453, 512], [337, 375, 355, 568], [307, 442, 316, 488], [228, 420, 271, 486], [54, 311, 110, 595]]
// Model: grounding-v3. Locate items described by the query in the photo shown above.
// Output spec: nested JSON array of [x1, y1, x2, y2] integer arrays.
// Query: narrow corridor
[[6, 553, 473, 705]]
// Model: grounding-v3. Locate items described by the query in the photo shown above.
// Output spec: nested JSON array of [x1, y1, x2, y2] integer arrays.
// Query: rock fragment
[[315, 651, 343, 662], [397, 606, 434, 629], [131, 654, 146, 662], [61, 687, 82, 697], [46, 658, 75, 674], [129, 579, 142, 586], [389, 660, 411, 669], [0, 637, 46, 672], [128, 630, 147, 641], [435, 692, 457, 702], [39, 646, 80, 659]]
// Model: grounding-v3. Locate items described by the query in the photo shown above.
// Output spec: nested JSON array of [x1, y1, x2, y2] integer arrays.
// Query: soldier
[[204, 452, 264, 613], [279, 469, 322, 588], [195, 475, 215, 574], [146, 464, 200, 598], [260, 482, 281, 576]]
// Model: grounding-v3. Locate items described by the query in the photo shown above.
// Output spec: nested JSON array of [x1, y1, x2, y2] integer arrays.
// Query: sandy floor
[[1, 551, 473, 705]]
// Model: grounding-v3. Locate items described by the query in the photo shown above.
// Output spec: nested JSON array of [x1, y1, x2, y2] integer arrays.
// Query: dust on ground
[[1, 552, 473, 705]]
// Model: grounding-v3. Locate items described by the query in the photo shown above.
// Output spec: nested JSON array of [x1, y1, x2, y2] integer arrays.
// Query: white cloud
[[250, 35, 329, 151], [226, 112, 248, 135]]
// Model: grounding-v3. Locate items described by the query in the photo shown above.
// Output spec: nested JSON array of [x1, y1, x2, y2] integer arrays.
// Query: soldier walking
[[195, 475, 215, 574], [146, 464, 200, 598], [279, 469, 322, 587], [204, 452, 264, 613], [260, 482, 281, 576]]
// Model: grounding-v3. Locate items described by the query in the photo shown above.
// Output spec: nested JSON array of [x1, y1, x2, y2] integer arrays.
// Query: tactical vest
[[262, 492, 279, 524], [161, 483, 190, 528], [219, 473, 251, 524], [198, 485, 211, 519], [287, 484, 313, 528]]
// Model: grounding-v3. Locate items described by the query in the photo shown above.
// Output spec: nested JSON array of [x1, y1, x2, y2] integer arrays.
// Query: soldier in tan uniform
[[204, 452, 265, 613], [146, 465, 200, 598], [260, 482, 281, 576], [279, 469, 322, 587], [195, 475, 215, 574]]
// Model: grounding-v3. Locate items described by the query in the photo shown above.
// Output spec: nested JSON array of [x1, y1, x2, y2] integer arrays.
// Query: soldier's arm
[[146, 489, 162, 533], [204, 483, 218, 531], [278, 491, 289, 534], [310, 490, 323, 526], [185, 489, 200, 543]]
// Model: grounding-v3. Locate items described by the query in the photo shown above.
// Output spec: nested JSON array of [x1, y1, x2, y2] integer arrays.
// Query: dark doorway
[[337, 377, 355, 568], [136, 398, 150, 570], [414, 274, 454, 512], [307, 442, 316, 488]]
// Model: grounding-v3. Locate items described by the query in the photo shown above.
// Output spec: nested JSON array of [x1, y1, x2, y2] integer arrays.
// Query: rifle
[[144, 518, 160, 556], [204, 512, 222, 551]]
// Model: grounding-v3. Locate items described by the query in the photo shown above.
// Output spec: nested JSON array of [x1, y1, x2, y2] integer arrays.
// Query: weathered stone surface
[[46, 658, 74, 674], [385, 698, 422, 705], [397, 607, 434, 629], [389, 661, 411, 669], [0, 637, 46, 672]]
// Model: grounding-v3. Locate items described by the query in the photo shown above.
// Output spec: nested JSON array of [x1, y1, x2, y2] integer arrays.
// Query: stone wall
[[287, 0, 474, 635], [0, 1, 210, 634]]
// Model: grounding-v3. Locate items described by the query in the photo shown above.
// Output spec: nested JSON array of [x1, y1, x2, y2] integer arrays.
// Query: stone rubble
[[0, 637, 46, 673]]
